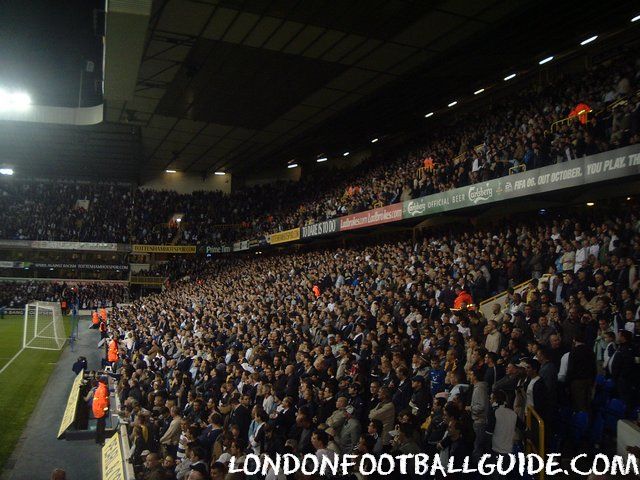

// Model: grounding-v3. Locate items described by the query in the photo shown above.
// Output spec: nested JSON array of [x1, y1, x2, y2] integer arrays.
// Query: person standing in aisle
[[93, 376, 110, 445]]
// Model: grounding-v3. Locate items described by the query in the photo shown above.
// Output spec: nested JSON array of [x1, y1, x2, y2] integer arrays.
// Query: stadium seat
[[603, 398, 626, 433], [570, 411, 590, 443]]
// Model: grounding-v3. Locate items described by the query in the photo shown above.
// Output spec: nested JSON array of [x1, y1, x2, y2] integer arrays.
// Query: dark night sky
[[0, 0, 104, 107]]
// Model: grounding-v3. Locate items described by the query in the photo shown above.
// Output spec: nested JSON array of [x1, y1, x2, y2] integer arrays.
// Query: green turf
[[0, 314, 73, 472]]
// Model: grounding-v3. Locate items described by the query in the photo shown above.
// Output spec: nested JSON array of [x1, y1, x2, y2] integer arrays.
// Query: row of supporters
[[0, 281, 128, 309], [95, 203, 639, 480], [1, 51, 639, 246]]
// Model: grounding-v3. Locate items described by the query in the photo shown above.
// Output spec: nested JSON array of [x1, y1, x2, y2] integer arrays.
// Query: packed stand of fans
[[0, 181, 131, 243], [1, 55, 640, 248], [96, 204, 639, 480], [0, 281, 129, 309]]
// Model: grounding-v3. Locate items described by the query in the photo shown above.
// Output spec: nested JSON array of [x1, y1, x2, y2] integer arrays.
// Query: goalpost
[[23, 301, 66, 350]]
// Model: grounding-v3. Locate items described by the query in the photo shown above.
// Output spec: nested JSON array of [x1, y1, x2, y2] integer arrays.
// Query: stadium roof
[[1, 0, 639, 180]]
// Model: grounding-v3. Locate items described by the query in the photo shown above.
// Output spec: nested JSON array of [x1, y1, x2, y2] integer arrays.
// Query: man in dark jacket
[[409, 376, 431, 423], [226, 394, 251, 440], [566, 332, 596, 412], [610, 330, 636, 409]]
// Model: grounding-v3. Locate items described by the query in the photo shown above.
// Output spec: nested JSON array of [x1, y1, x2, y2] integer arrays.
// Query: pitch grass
[[0, 315, 72, 472]]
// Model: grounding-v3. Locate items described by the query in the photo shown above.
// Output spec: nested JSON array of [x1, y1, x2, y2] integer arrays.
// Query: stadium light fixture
[[0, 168, 14, 176], [586, 202, 595, 207], [539, 56, 554, 65], [632, 14, 640, 22], [287, 163, 298, 169], [165, 169, 176, 173], [627, 197, 632, 201], [425, 112, 434, 118], [0, 89, 31, 111], [448, 101, 457, 107], [504, 73, 516, 81], [474, 88, 484, 95], [214, 171, 226, 176], [580, 35, 597, 46], [176, 218, 182, 223], [371, 138, 379, 143], [316, 157, 328, 163], [343, 152, 350, 157]]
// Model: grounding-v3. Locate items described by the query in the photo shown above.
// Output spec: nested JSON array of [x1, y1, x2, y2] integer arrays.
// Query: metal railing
[[478, 274, 552, 320], [509, 164, 527, 175], [526, 405, 545, 480]]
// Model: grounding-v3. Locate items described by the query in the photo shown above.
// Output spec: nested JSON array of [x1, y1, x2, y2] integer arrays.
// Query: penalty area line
[[0, 348, 25, 376]]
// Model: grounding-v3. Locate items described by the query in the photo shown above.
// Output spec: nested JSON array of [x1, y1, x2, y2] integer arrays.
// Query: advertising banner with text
[[32, 263, 129, 270], [340, 203, 403, 231], [403, 145, 640, 219], [301, 219, 340, 239], [269, 228, 301, 245], [206, 245, 232, 254], [132, 245, 196, 254], [0, 240, 122, 251], [233, 240, 250, 252]]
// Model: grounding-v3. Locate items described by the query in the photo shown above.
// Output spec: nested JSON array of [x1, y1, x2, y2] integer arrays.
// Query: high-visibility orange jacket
[[92, 312, 100, 325], [312, 285, 321, 298], [107, 339, 119, 363], [453, 291, 473, 309], [92, 382, 109, 418], [99, 308, 107, 321]]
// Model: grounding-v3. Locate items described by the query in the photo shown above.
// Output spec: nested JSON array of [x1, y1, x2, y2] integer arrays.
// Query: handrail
[[526, 405, 545, 480], [607, 87, 640, 112], [416, 144, 485, 176], [551, 112, 589, 132], [479, 278, 531, 308], [509, 164, 527, 175]]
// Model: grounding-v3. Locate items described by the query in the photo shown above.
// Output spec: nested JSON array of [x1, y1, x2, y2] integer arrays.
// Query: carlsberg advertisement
[[403, 144, 640, 219]]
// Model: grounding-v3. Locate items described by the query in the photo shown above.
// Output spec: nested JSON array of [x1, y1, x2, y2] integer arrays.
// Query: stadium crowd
[[0, 53, 639, 248], [0, 281, 129, 310], [97, 204, 639, 480]]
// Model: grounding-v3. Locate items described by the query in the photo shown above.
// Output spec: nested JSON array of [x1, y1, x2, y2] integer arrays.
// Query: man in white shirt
[[486, 390, 517, 455], [574, 239, 589, 273]]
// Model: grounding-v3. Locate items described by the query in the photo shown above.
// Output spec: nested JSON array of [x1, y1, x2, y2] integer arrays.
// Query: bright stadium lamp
[[371, 138, 378, 143], [580, 35, 597, 46], [165, 169, 176, 173], [474, 88, 485, 95], [214, 171, 226, 175], [343, 152, 350, 157], [632, 14, 640, 22], [287, 163, 298, 169], [504, 73, 516, 81], [539, 56, 554, 65], [425, 112, 434, 118], [448, 101, 457, 107], [0, 168, 14, 176], [316, 157, 328, 163], [0, 89, 31, 111]]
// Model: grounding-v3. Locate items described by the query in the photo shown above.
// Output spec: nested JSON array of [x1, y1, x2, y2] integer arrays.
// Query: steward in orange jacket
[[91, 311, 100, 329], [453, 288, 473, 310], [107, 338, 119, 363], [93, 377, 109, 444]]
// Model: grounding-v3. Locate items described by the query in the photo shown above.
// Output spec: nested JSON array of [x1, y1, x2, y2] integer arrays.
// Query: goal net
[[23, 301, 66, 350]]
